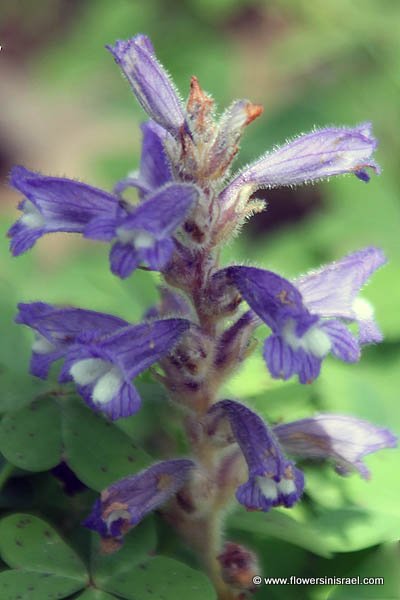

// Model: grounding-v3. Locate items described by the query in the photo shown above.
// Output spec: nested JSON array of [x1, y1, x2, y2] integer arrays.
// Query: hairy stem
[[161, 245, 244, 599]]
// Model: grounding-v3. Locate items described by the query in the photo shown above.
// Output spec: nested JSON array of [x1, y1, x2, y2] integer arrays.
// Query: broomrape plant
[[8, 34, 397, 600]]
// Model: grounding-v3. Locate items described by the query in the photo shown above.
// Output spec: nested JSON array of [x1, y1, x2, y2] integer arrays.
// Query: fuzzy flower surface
[[17, 302, 190, 419], [226, 247, 385, 383], [209, 400, 304, 511], [7, 33, 397, 592], [274, 414, 397, 479], [84, 459, 195, 550]]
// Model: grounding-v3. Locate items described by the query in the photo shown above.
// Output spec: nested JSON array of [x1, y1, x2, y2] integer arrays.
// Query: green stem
[[0, 461, 14, 491]]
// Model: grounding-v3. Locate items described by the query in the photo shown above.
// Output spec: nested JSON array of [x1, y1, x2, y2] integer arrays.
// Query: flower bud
[[218, 542, 261, 593]]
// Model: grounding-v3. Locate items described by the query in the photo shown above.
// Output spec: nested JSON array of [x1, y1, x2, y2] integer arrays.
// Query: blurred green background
[[0, 1, 400, 599]]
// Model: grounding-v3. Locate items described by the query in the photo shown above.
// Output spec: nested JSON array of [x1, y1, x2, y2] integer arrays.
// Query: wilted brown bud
[[218, 542, 260, 593]]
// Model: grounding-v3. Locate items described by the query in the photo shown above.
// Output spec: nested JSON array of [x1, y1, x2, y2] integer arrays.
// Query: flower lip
[[208, 399, 304, 512], [282, 319, 332, 358], [108, 182, 198, 278]]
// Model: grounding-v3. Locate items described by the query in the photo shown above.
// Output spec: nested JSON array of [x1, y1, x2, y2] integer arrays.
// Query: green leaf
[[0, 370, 50, 414], [0, 513, 87, 581], [229, 509, 332, 558], [221, 350, 274, 399], [247, 382, 315, 424], [0, 570, 84, 600], [304, 451, 400, 517], [315, 358, 400, 429], [0, 396, 62, 471], [312, 507, 400, 553], [100, 556, 216, 600], [92, 518, 157, 587], [76, 589, 118, 600], [328, 543, 400, 599], [61, 397, 151, 491]]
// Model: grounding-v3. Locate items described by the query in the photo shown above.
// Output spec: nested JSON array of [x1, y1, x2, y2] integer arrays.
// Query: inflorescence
[[8, 33, 397, 599]]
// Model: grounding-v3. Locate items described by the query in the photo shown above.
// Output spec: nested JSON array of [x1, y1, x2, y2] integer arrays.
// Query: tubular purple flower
[[227, 247, 385, 383], [295, 246, 386, 343], [274, 414, 397, 479], [63, 318, 190, 419], [84, 459, 195, 550], [85, 182, 199, 278], [208, 400, 304, 512], [114, 120, 172, 199], [8, 166, 123, 256], [16, 302, 128, 379], [17, 301, 190, 419], [221, 123, 380, 205], [107, 36, 187, 137]]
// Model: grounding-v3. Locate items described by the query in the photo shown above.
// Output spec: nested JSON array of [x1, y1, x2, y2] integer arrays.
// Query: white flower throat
[[256, 475, 296, 500], [282, 319, 331, 358], [20, 201, 45, 229], [117, 226, 155, 248], [70, 358, 124, 405]]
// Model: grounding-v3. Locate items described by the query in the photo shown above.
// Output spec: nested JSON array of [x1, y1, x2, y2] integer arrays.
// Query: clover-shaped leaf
[[0, 396, 63, 471], [76, 590, 118, 599], [0, 513, 88, 599], [99, 556, 216, 600], [61, 397, 151, 491], [90, 516, 215, 600]]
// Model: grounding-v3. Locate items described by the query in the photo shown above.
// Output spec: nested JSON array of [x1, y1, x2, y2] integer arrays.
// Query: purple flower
[[8, 166, 123, 256], [107, 36, 187, 137], [114, 120, 172, 199], [85, 182, 198, 278], [274, 414, 397, 479], [63, 318, 189, 419], [17, 302, 190, 419], [209, 400, 304, 512], [221, 123, 380, 206], [227, 247, 386, 383], [8, 165, 197, 280], [16, 302, 128, 379], [84, 459, 195, 550], [294, 247, 386, 344]]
